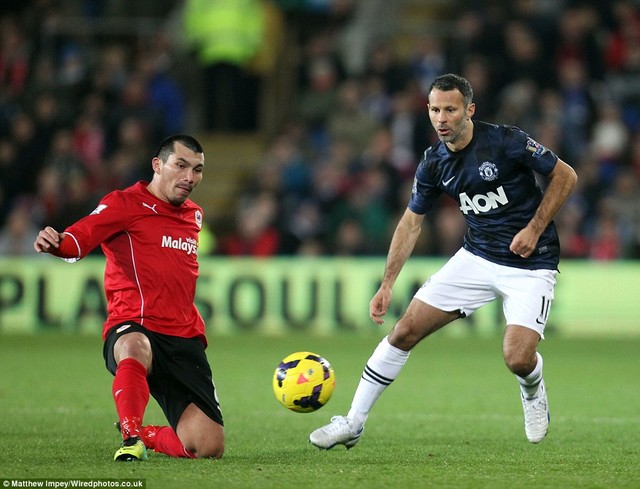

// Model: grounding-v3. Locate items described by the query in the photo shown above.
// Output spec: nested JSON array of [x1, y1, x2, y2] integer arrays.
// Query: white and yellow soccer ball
[[273, 351, 336, 413]]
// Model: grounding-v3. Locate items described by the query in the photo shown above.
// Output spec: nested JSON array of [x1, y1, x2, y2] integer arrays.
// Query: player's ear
[[467, 102, 476, 119], [151, 157, 162, 174]]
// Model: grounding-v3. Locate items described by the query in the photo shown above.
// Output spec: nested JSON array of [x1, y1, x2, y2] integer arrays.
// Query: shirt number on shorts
[[536, 296, 552, 325]]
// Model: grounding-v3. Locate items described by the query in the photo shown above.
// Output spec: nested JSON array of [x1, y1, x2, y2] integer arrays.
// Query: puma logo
[[142, 202, 158, 214], [116, 324, 132, 333]]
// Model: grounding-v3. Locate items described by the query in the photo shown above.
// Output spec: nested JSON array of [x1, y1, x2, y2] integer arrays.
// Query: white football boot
[[309, 416, 363, 449], [521, 380, 550, 443]]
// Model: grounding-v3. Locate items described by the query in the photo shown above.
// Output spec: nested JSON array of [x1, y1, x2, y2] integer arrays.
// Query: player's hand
[[509, 226, 539, 258], [33, 227, 64, 253], [369, 287, 392, 325]]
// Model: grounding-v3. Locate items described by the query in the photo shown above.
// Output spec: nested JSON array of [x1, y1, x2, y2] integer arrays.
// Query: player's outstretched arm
[[370, 208, 424, 324], [510, 159, 577, 258], [34, 226, 65, 254]]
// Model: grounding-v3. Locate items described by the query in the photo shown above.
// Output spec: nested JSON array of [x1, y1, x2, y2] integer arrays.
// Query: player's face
[[151, 142, 204, 206], [428, 88, 475, 151]]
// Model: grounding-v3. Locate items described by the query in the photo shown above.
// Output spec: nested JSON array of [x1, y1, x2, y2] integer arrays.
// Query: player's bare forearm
[[370, 209, 424, 324], [381, 209, 424, 288], [510, 159, 577, 257], [530, 159, 577, 233]]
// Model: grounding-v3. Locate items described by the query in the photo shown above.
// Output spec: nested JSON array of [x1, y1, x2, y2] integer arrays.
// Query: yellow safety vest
[[183, 0, 265, 65]]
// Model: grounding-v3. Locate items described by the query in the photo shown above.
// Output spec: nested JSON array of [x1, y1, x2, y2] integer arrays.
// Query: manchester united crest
[[479, 162, 498, 181]]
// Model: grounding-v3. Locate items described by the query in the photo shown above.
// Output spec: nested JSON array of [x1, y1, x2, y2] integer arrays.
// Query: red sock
[[112, 358, 149, 439], [153, 427, 195, 458]]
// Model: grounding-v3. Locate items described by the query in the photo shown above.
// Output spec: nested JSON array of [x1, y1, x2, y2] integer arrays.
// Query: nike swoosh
[[442, 176, 455, 186]]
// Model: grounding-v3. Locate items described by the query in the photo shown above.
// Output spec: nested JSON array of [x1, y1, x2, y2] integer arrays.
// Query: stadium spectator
[[294, 52, 341, 143], [72, 95, 108, 185], [0, 197, 39, 255], [604, 0, 640, 128], [500, 19, 550, 89], [280, 199, 326, 255], [555, 58, 596, 164], [552, 3, 604, 82], [604, 0, 640, 75], [432, 202, 466, 257], [590, 100, 630, 186], [182, 0, 266, 131], [32, 164, 63, 228], [337, 0, 394, 77], [605, 169, 640, 257], [44, 128, 86, 183], [10, 111, 49, 195], [326, 167, 392, 255], [629, 129, 640, 181], [360, 74, 393, 124], [309, 137, 357, 212], [363, 38, 412, 96], [33, 135, 225, 461], [493, 79, 539, 130], [0, 14, 30, 104], [555, 199, 590, 259], [217, 190, 282, 256], [327, 78, 381, 153], [445, 9, 485, 74], [408, 34, 446, 96], [91, 44, 130, 106], [105, 73, 164, 157], [458, 54, 497, 123], [137, 32, 187, 135], [589, 205, 623, 260], [0, 137, 19, 225], [331, 217, 368, 255], [309, 73, 577, 449]]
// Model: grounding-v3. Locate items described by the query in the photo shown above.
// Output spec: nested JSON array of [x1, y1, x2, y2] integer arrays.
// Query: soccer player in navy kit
[[34, 135, 224, 461], [310, 73, 578, 449]]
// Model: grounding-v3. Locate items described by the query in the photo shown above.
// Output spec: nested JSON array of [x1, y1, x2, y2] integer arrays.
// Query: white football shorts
[[414, 248, 558, 338]]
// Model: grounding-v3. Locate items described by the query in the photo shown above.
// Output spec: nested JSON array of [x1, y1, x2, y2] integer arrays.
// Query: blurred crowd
[[1, 0, 640, 260]]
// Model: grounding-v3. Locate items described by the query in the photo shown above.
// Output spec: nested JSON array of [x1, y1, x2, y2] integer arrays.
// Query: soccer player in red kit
[[33, 134, 224, 461]]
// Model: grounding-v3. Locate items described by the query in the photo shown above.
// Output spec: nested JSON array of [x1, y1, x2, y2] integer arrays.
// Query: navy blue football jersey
[[409, 121, 560, 270]]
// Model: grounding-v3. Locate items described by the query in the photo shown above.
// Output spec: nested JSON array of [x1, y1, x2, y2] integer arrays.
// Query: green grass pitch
[[1, 331, 638, 489]]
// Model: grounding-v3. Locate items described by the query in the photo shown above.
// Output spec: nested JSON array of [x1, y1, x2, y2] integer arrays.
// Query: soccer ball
[[273, 351, 336, 413]]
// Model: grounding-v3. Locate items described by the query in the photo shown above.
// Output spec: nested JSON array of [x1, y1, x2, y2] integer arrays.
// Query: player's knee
[[503, 325, 541, 375], [503, 351, 536, 377], [190, 440, 224, 459], [389, 316, 432, 350], [179, 420, 225, 459], [389, 302, 454, 350], [388, 327, 419, 351], [114, 332, 152, 370]]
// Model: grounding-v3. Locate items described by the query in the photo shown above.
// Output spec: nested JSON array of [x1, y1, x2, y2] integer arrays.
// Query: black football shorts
[[103, 321, 223, 429]]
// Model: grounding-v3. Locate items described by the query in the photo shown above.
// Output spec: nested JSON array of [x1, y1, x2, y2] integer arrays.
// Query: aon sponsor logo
[[161, 235, 198, 255], [459, 186, 509, 215]]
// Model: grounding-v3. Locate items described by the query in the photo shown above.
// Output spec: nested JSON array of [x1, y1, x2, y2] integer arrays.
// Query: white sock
[[516, 352, 544, 399], [347, 336, 410, 431]]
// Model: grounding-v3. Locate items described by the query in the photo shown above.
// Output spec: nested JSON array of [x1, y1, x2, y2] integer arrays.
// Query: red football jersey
[[52, 181, 206, 343]]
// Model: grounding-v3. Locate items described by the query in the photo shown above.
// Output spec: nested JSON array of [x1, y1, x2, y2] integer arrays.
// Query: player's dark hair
[[154, 134, 204, 162], [429, 74, 474, 106]]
